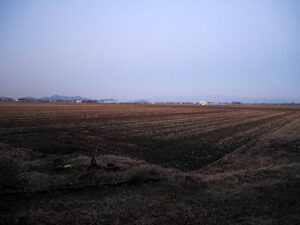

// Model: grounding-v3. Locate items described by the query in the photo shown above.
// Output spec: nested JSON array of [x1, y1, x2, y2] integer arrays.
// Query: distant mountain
[[39, 95, 121, 102], [0, 96, 15, 101], [40, 95, 92, 101], [2, 94, 298, 104]]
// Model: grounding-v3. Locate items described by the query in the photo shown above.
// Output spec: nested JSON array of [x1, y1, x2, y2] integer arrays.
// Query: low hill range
[[1, 94, 299, 104], [0, 96, 15, 101], [40, 95, 91, 101], [0, 95, 119, 102]]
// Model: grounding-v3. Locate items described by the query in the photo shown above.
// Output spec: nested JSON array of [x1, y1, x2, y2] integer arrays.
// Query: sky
[[0, 0, 299, 102]]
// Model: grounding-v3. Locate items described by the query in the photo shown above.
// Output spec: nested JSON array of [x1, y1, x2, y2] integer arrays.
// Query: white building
[[199, 101, 208, 105]]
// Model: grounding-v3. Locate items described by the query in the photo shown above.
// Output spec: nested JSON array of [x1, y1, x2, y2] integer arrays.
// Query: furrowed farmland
[[1, 102, 300, 224], [0, 103, 299, 170]]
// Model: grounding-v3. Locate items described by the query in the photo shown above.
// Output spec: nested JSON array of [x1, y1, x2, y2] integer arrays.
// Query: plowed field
[[1, 102, 299, 171]]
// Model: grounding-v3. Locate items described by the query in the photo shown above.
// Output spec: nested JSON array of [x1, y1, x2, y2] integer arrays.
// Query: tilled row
[[95, 112, 298, 170]]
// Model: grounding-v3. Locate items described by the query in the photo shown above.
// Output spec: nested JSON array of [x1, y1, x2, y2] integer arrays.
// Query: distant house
[[76, 100, 82, 103], [199, 101, 208, 105]]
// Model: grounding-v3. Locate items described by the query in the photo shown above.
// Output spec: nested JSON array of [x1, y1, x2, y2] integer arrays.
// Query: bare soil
[[0, 102, 299, 225]]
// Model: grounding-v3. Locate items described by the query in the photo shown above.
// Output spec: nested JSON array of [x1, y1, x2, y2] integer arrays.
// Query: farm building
[[199, 101, 208, 105]]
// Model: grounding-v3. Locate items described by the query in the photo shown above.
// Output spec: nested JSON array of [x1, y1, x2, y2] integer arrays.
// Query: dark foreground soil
[[0, 103, 299, 225]]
